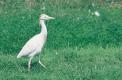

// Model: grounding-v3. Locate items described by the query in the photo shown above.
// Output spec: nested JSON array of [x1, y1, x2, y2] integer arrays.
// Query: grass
[[0, 0, 122, 80], [0, 47, 122, 80], [0, 0, 122, 53]]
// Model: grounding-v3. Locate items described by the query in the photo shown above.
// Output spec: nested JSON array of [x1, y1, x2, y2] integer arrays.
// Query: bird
[[92, 11, 100, 17], [94, 11, 100, 17], [17, 14, 55, 71]]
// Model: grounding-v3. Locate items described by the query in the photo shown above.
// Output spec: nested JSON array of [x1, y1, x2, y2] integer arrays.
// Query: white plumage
[[17, 14, 54, 71]]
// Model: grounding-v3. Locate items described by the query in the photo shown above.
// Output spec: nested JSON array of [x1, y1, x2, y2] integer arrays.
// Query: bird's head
[[40, 14, 55, 20]]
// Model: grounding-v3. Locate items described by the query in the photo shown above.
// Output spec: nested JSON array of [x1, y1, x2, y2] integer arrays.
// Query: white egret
[[94, 11, 100, 17], [17, 14, 54, 71], [92, 11, 100, 17]]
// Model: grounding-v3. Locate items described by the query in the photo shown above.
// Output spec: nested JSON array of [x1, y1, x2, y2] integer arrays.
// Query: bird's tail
[[17, 54, 21, 58]]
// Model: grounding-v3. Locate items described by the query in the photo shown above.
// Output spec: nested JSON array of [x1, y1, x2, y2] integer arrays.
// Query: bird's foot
[[39, 60, 46, 69], [28, 68, 31, 71]]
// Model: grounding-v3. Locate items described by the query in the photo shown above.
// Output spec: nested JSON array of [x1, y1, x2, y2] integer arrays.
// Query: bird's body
[[17, 33, 47, 58], [17, 14, 54, 71]]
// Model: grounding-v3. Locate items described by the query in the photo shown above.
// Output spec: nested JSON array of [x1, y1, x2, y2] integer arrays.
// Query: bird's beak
[[48, 16, 55, 20]]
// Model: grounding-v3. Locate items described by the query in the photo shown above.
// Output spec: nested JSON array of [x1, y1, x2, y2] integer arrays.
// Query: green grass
[[0, 0, 122, 80], [0, 47, 122, 80], [0, 0, 122, 53]]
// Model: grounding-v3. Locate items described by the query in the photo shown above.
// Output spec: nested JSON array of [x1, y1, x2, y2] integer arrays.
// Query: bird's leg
[[39, 60, 46, 69], [38, 54, 46, 69], [28, 57, 33, 71]]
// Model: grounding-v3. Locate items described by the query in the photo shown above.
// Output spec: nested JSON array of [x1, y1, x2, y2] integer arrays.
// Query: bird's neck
[[40, 20, 47, 35]]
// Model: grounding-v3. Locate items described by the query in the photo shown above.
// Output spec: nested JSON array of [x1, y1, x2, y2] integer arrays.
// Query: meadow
[[0, 0, 122, 80]]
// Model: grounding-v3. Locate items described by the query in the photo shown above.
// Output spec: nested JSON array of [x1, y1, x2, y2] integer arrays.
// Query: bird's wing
[[17, 34, 40, 57]]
